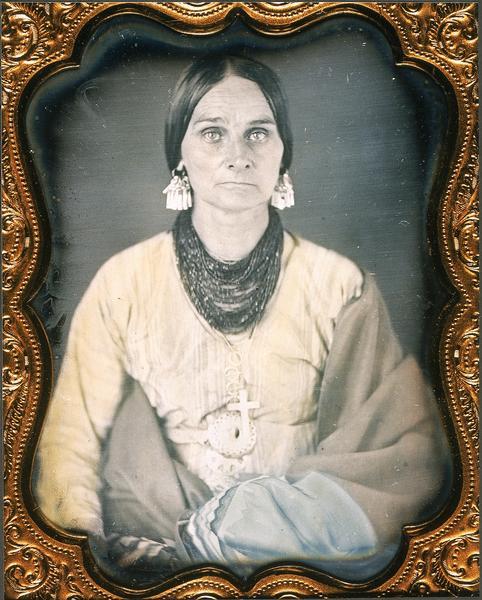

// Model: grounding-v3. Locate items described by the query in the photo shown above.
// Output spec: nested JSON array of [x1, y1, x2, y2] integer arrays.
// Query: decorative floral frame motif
[[2, 2, 479, 598]]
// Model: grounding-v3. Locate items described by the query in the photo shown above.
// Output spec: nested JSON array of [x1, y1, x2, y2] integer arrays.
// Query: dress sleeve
[[183, 473, 378, 568], [35, 260, 130, 535]]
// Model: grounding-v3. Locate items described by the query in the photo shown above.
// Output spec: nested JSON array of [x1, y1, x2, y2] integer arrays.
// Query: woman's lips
[[218, 181, 256, 187]]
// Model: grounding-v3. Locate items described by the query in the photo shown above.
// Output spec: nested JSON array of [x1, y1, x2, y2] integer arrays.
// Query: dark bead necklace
[[173, 207, 284, 334]]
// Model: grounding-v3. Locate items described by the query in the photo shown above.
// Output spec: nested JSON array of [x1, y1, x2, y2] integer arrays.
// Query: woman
[[35, 55, 451, 585]]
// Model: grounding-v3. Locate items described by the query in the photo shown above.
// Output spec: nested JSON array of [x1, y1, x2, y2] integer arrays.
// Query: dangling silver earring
[[271, 171, 295, 210], [163, 160, 192, 210]]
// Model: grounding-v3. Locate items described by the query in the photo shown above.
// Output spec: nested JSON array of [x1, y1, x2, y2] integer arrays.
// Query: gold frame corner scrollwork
[[2, 2, 479, 598]]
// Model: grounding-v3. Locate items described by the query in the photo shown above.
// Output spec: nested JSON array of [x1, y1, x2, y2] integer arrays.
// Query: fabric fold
[[95, 275, 451, 582]]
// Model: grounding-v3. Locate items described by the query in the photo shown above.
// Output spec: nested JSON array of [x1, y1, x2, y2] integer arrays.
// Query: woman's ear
[[163, 160, 192, 210], [271, 170, 295, 210]]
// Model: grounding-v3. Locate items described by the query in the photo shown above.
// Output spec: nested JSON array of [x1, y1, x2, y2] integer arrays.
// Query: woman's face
[[181, 75, 284, 214]]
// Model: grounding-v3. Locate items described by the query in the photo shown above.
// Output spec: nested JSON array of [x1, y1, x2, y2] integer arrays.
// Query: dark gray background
[[26, 15, 449, 375]]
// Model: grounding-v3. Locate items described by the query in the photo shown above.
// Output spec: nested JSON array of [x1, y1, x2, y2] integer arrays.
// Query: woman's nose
[[225, 139, 253, 170]]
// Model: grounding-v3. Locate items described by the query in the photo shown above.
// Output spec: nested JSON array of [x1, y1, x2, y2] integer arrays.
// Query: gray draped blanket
[[92, 276, 451, 586]]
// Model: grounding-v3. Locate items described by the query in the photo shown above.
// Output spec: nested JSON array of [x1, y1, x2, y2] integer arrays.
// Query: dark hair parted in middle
[[165, 55, 293, 174]]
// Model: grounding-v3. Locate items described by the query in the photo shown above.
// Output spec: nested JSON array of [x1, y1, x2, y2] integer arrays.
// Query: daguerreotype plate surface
[[3, 2, 479, 598]]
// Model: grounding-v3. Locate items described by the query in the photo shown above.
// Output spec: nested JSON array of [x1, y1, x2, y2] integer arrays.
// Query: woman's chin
[[199, 195, 270, 214]]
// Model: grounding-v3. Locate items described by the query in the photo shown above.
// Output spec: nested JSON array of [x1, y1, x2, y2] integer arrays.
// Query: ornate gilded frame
[[2, 2, 479, 598]]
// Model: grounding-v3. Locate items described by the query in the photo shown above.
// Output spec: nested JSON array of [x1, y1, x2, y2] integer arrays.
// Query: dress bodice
[[118, 231, 363, 491]]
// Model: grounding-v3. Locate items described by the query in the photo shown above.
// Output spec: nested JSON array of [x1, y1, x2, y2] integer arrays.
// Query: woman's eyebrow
[[249, 118, 276, 126], [192, 116, 225, 126]]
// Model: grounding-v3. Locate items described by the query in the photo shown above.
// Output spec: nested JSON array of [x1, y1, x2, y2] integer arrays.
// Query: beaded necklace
[[173, 207, 283, 334]]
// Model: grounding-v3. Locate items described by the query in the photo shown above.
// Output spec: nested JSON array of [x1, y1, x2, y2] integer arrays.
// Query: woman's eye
[[202, 129, 222, 142], [247, 129, 268, 142]]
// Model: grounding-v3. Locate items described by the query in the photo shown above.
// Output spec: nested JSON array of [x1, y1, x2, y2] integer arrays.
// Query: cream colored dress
[[35, 229, 363, 534]]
